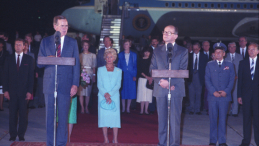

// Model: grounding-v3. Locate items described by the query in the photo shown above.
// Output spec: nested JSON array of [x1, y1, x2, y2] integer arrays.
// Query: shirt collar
[[165, 42, 175, 51], [216, 59, 224, 64], [250, 56, 257, 62], [15, 52, 23, 57]]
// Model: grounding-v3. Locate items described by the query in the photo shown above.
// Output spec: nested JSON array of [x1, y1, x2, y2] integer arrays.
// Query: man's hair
[[25, 33, 33, 40], [15, 38, 25, 45], [53, 15, 67, 25], [228, 42, 236, 47], [193, 42, 201, 48], [151, 37, 159, 42], [202, 40, 210, 46], [103, 36, 110, 42], [239, 36, 247, 41], [166, 25, 178, 35], [4, 33, 9, 38], [248, 42, 258, 50]]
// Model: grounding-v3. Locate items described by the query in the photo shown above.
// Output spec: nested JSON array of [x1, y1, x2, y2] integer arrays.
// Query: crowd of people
[[0, 15, 259, 146]]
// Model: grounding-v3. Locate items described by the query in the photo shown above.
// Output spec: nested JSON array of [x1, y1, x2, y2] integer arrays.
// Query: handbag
[[100, 99, 117, 112], [146, 79, 154, 90]]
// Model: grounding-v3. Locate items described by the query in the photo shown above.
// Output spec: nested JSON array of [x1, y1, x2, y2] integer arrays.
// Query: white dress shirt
[[15, 52, 23, 66], [216, 59, 224, 65], [230, 53, 235, 61], [204, 51, 209, 59], [240, 47, 247, 57], [165, 42, 175, 51]]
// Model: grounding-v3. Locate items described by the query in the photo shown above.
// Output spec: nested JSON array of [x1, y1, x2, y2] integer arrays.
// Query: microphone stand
[[53, 43, 59, 146], [167, 53, 172, 146]]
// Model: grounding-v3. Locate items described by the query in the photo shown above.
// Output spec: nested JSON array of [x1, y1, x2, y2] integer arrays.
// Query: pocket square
[[223, 66, 229, 70]]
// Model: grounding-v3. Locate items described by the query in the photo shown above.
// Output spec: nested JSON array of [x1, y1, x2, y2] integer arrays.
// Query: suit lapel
[[157, 45, 168, 68], [49, 35, 56, 56], [61, 36, 69, 57]]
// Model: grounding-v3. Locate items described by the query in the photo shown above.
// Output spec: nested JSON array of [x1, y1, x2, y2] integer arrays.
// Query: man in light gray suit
[[150, 25, 188, 146], [205, 45, 235, 146], [97, 36, 112, 68], [225, 42, 243, 117], [38, 15, 80, 146]]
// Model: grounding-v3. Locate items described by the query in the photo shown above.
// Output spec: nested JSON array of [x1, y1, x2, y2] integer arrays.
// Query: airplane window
[[217, 4, 221, 8], [237, 4, 240, 8], [257, 4, 259, 9], [204, 3, 208, 8], [165, 3, 169, 7], [211, 4, 214, 8], [198, 3, 201, 8], [172, 3, 175, 7], [250, 4, 254, 9], [191, 3, 195, 7], [230, 4, 234, 8], [224, 4, 227, 8], [244, 4, 247, 9], [179, 3, 182, 7], [185, 3, 188, 7]]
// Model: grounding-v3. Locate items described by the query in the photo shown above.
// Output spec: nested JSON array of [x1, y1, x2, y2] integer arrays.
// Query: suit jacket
[[237, 58, 259, 100], [3, 54, 34, 97], [188, 52, 208, 85], [236, 46, 249, 60], [225, 53, 243, 76], [201, 50, 213, 61], [150, 44, 188, 98], [205, 60, 235, 101], [37, 35, 80, 95]]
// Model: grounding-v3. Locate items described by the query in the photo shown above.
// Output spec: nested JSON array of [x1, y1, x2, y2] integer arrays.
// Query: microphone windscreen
[[54, 31, 61, 44], [167, 43, 173, 52]]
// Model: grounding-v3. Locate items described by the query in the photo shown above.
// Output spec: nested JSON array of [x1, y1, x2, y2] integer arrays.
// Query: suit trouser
[[9, 95, 27, 139], [45, 93, 71, 146], [208, 100, 229, 144], [149, 96, 156, 112], [156, 96, 183, 146], [230, 79, 238, 114], [188, 72, 202, 113], [242, 95, 259, 145], [33, 77, 45, 107]]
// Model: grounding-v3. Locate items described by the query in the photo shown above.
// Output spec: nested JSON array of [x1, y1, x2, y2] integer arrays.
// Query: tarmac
[[0, 101, 257, 146]]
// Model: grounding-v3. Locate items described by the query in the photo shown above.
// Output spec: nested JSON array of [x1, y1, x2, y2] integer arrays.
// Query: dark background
[[0, 0, 80, 42]]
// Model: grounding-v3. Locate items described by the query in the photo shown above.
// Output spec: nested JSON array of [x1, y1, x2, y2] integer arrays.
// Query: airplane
[[62, 0, 259, 43]]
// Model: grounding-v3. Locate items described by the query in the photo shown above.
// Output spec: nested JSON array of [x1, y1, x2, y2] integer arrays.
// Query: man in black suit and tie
[[238, 43, 259, 146], [202, 41, 213, 61], [3, 38, 34, 141], [236, 36, 249, 60], [188, 42, 208, 115]]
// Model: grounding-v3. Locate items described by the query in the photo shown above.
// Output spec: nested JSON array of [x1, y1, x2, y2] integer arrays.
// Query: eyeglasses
[[57, 25, 69, 28], [162, 31, 175, 36]]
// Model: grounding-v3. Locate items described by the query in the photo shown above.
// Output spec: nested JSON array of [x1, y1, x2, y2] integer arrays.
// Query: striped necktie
[[251, 59, 254, 80], [194, 54, 198, 73], [57, 44, 61, 57]]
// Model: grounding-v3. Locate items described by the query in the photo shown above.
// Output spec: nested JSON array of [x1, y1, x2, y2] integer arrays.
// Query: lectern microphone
[[167, 43, 173, 62], [54, 31, 61, 45]]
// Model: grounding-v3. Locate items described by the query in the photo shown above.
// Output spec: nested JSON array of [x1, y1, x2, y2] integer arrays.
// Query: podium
[[38, 56, 76, 146], [152, 69, 189, 146]]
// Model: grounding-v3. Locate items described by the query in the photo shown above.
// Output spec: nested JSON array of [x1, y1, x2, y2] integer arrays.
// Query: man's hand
[[159, 79, 169, 89], [133, 77, 136, 81], [238, 97, 242, 104], [48, 55, 55, 57], [4, 91, 10, 100], [70, 85, 78, 97], [36, 73, 38, 78], [169, 86, 175, 91], [25, 92, 32, 100], [213, 91, 221, 97], [219, 90, 227, 97]]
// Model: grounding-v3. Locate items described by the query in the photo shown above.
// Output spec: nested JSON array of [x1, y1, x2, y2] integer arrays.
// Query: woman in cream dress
[[78, 40, 96, 114]]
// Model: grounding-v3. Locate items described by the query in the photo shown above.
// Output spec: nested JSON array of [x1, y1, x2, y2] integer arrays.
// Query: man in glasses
[[150, 25, 188, 146]]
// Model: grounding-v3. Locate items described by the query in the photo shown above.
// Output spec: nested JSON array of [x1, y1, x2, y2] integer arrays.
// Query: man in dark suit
[[236, 36, 249, 60], [237, 43, 259, 146], [97, 36, 116, 68], [205, 45, 235, 146], [188, 42, 208, 115], [150, 25, 188, 146], [37, 15, 80, 146], [3, 38, 34, 141], [202, 41, 213, 61]]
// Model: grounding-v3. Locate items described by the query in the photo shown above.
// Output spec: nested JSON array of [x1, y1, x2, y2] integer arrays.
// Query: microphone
[[167, 43, 173, 62], [54, 31, 61, 45]]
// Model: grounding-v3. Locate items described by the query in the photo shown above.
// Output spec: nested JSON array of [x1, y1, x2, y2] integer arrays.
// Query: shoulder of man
[[207, 60, 216, 65]]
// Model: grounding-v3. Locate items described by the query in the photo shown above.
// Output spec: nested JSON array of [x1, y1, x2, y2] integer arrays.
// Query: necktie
[[194, 54, 198, 73], [205, 52, 209, 59], [242, 49, 245, 59], [17, 55, 20, 71], [251, 59, 254, 80], [231, 54, 234, 62], [57, 44, 61, 57], [218, 61, 221, 68]]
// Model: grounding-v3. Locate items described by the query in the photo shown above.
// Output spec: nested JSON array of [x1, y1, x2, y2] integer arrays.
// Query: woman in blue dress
[[117, 39, 137, 113], [98, 48, 122, 143]]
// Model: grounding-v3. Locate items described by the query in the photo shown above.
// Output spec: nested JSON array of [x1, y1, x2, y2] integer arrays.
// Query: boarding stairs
[[99, 15, 121, 52]]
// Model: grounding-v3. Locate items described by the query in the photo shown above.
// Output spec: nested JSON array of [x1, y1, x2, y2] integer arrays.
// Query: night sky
[[0, 0, 80, 41]]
